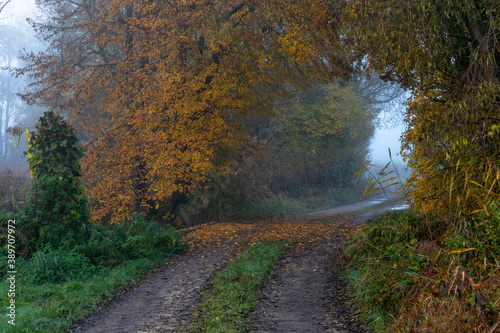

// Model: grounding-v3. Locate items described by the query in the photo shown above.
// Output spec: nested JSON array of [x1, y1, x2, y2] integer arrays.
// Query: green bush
[[78, 213, 187, 267], [22, 247, 98, 284]]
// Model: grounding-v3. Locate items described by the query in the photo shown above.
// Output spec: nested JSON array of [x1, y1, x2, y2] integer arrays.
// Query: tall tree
[[341, 0, 500, 217], [0, 25, 33, 161], [19, 0, 357, 223]]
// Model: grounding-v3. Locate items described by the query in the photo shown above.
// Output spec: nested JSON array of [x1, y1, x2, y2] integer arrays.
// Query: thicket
[[343, 0, 500, 219], [174, 81, 378, 224], [345, 209, 500, 332], [338, 1, 500, 331]]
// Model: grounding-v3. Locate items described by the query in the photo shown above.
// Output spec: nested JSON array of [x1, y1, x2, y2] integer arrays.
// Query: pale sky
[[1, 0, 36, 26], [370, 123, 406, 165]]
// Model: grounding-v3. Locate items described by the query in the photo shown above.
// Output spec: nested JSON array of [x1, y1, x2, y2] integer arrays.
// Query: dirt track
[[71, 245, 243, 332], [251, 242, 365, 333], [70, 199, 394, 332]]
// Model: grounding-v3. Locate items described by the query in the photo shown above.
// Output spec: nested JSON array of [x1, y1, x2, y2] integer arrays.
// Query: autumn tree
[[262, 82, 375, 193], [18, 0, 358, 223], [338, 0, 500, 218], [170, 80, 379, 223]]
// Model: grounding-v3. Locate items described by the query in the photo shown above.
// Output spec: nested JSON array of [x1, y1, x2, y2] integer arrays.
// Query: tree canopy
[[21, 0, 498, 221], [343, 0, 500, 217], [264, 82, 374, 192], [18, 0, 360, 222]]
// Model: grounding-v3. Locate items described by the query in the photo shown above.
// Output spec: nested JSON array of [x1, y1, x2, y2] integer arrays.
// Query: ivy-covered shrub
[[22, 111, 90, 252]]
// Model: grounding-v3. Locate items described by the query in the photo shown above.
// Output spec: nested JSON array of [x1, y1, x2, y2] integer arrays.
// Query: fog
[[1, 0, 37, 33], [1, 1, 409, 176], [0, 0, 42, 172], [370, 115, 406, 165]]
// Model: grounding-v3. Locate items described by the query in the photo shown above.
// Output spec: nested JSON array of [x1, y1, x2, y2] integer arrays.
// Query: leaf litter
[[72, 213, 366, 332]]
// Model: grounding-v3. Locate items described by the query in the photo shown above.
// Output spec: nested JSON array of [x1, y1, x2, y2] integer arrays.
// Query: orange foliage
[[182, 215, 362, 250], [18, 0, 356, 223]]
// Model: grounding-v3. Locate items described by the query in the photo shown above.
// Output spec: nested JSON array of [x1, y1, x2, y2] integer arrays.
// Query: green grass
[[342, 211, 445, 331], [0, 258, 167, 332], [188, 241, 287, 332], [0, 212, 187, 333]]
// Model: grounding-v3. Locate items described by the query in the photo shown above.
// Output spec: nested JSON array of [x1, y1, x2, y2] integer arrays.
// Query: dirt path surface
[[309, 193, 407, 221], [70, 199, 395, 332], [251, 242, 365, 333], [71, 245, 242, 333]]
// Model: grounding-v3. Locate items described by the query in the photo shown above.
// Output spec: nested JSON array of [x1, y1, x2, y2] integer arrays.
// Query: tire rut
[[70, 211, 371, 332], [71, 244, 241, 333], [251, 242, 365, 333]]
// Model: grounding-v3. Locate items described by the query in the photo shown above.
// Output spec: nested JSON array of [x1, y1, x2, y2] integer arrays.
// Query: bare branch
[[0, 0, 11, 14]]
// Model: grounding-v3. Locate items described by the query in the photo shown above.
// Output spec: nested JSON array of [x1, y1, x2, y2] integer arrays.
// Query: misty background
[[1, 1, 407, 171]]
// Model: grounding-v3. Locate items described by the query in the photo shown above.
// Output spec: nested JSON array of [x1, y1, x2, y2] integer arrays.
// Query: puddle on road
[[369, 199, 385, 204], [368, 199, 409, 211], [391, 204, 410, 211]]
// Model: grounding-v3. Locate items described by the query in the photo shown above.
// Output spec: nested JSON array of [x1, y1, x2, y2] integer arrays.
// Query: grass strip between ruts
[[187, 241, 287, 333]]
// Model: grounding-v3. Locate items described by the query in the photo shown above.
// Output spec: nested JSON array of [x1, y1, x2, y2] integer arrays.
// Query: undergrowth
[[0, 169, 29, 212], [0, 212, 187, 332], [188, 241, 287, 332], [344, 209, 500, 332]]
